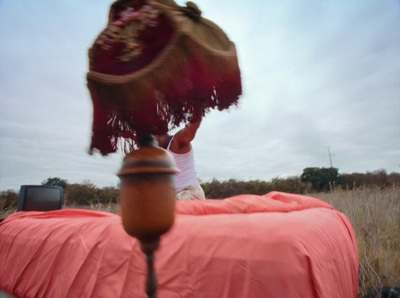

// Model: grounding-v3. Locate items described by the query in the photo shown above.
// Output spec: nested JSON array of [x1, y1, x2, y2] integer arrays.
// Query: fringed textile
[[87, 0, 242, 155]]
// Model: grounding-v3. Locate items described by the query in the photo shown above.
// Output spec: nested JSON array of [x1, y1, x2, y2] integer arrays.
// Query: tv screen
[[18, 185, 63, 212]]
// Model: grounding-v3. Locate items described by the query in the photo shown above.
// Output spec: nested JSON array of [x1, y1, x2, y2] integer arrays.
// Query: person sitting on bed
[[155, 118, 205, 201]]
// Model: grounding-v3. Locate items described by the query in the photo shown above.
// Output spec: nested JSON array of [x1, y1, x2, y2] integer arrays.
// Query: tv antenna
[[328, 147, 335, 168]]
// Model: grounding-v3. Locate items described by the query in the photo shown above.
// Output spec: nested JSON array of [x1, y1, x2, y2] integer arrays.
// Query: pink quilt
[[0, 192, 358, 298]]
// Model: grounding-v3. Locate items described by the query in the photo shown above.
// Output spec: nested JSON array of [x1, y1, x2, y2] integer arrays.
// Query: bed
[[0, 192, 359, 297]]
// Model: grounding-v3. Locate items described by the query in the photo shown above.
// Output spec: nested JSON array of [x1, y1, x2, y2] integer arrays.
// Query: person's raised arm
[[171, 118, 202, 153]]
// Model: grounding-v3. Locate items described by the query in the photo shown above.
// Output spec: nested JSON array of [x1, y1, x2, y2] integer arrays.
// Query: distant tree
[[338, 170, 397, 189], [201, 178, 224, 199], [388, 172, 400, 187], [271, 176, 305, 194], [64, 183, 97, 206], [244, 179, 272, 195], [300, 167, 339, 192], [201, 177, 305, 198], [0, 190, 18, 210], [97, 187, 120, 204], [373, 169, 391, 187], [42, 177, 68, 189]]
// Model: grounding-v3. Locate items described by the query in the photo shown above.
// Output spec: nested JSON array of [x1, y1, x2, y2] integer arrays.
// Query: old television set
[[17, 185, 63, 212]]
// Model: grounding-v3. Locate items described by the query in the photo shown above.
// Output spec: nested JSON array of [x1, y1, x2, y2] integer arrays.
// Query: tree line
[[1, 168, 399, 210], [203, 168, 400, 198]]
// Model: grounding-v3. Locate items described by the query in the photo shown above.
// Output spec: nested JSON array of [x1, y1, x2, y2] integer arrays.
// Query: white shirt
[[167, 137, 200, 192]]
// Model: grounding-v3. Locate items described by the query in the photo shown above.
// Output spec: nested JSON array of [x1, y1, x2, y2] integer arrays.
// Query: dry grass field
[[313, 187, 400, 297], [1, 187, 399, 297]]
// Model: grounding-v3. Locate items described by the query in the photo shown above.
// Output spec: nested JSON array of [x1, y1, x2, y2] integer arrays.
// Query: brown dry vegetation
[[1, 187, 399, 297], [313, 187, 400, 297]]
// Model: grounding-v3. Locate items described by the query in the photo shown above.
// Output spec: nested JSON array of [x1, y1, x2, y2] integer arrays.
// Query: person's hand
[[186, 118, 202, 130]]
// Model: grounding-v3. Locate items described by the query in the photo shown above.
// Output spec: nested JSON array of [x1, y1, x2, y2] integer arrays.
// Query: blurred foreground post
[[118, 135, 178, 298]]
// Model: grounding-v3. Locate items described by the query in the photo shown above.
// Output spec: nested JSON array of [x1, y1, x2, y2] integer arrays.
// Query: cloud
[[1, 0, 399, 191]]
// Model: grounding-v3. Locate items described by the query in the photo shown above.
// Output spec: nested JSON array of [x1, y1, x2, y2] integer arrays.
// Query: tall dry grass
[[313, 187, 400, 297]]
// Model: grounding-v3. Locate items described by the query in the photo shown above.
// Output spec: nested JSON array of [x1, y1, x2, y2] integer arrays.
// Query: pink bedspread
[[0, 192, 359, 298]]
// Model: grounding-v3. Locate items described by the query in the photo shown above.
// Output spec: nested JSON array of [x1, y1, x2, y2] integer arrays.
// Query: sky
[[1, 0, 399, 191]]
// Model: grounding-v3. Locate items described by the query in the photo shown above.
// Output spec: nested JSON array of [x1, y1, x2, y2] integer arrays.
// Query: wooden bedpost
[[117, 135, 178, 298]]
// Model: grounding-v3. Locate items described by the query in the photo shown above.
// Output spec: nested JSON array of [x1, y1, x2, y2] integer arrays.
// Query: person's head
[[154, 134, 172, 149]]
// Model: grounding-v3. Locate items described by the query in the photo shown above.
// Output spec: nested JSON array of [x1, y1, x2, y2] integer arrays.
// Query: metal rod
[[145, 250, 158, 298], [141, 240, 160, 298]]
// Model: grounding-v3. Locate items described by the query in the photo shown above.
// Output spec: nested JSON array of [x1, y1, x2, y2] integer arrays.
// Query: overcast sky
[[1, 0, 399, 191]]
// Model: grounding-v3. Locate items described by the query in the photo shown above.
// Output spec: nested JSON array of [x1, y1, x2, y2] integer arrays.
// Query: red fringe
[[87, 1, 242, 155], [89, 70, 241, 155]]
